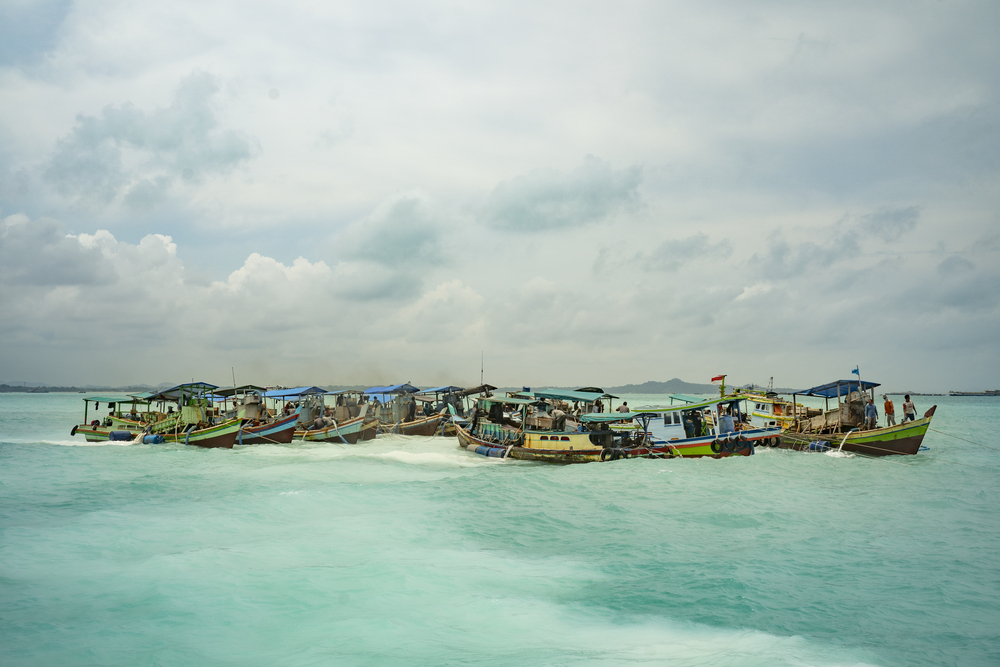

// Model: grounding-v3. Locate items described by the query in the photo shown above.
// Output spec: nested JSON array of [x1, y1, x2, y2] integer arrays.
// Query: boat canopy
[[213, 384, 268, 398], [519, 389, 619, 402], [797, 380, 880, 398], [83, 395, 149, 405], [631, 395, 746, 414], [145, 382, 218, 402], [667, 393, 702, 404], [580, 412, 645, 422], [479, 396, 543, 406], [416, 386, 462, 395], [364, 384, 420, 395], [457, 384, 496, 397], [263, 386, 327, 399]]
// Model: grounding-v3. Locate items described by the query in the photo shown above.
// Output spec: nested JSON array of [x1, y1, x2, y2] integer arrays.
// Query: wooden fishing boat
[[363, 383, 450, 436], [236, 412, 300, 445], [458, 393, 782, 463], [211, 385, 300, 445], [287, 389, 379, 443], [70, 395, 155, 442], [72, 383, 242, 448], [777, 380, 936, 456]]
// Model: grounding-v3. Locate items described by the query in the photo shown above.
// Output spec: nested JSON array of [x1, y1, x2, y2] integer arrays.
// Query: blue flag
[[851, 366, 860, 376]]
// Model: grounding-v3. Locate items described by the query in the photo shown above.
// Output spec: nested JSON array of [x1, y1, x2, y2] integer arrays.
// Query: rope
[[929, 428, 1000, 453]]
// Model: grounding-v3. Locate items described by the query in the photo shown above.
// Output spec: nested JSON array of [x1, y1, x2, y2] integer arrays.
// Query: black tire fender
[[70, 425, 78, 437], [600, 447, 612, 462], [710, 440, 723, 454]]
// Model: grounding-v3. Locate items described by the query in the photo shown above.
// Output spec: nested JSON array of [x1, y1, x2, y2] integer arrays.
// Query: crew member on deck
[[551, 408, 567, 432], [865, 399, 878, 430], [616, 402, 629, 413], [902, 395, 916, 422], [883, 394, 896, 426]]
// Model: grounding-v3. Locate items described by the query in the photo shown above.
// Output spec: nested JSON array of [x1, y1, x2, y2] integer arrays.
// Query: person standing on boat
[[883, 394, 896, 427], [865, 399, 878, 430], [551, 408, 567, 432], [902, 395, 916, 422]]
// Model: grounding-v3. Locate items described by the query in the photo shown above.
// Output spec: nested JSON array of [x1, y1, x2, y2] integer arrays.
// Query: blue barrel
[[141, 434, 165, 444], [108, 431, 134, 441], [807, 441, 831, 451], [473, 445, 507, 458]]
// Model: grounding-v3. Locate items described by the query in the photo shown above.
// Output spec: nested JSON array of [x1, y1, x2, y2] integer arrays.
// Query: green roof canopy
[[83, 395, 148, 404], [631, 396, 746, 414], [479, 396, 543, 406], [580, 412, 645, 422], [517, 389, 618, 402]]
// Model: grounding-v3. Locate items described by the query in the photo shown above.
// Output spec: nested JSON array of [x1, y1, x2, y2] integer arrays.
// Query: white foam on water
[[361, 449, 505, 467], [824, 449, 857, 458], [35, 438, 135, 447]]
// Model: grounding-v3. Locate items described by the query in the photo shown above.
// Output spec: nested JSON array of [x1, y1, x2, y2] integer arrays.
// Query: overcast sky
[[1, 0, 998, 391]]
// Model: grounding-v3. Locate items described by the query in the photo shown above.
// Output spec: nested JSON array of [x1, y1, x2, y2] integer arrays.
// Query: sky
[[0, 0, 998, 391]]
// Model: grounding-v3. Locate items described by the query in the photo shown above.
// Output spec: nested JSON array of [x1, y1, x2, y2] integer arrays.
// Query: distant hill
[[605, 378, 721, 395]]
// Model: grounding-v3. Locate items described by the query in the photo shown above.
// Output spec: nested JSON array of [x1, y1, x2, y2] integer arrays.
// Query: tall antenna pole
[[232, 367, 236, 389], [481, 351, 484, 385]]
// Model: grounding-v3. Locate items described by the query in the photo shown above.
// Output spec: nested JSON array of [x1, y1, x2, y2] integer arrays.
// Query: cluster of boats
[[69, 377, 937, 462]]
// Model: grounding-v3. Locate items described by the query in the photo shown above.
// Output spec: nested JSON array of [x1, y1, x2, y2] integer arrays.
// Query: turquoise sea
[[1, 393, 999, 666]]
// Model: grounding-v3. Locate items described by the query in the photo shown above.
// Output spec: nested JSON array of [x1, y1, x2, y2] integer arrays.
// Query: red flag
[[711, 375, 725, 382]]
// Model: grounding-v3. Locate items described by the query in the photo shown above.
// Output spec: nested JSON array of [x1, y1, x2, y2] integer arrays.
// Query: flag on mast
[[851, 366, 860, 377], [711, 375, 725, 382]]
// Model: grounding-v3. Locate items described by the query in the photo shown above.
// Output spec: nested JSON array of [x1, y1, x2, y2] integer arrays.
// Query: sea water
[[1, 393, 998, 666]]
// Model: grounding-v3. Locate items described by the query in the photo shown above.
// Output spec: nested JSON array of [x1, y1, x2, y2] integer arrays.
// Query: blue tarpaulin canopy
[[263, 386, 327, 399], [797, 380, 880, 398]]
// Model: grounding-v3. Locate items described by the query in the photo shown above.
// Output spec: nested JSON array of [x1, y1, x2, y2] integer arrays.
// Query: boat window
[[674, 413, 681, 424]]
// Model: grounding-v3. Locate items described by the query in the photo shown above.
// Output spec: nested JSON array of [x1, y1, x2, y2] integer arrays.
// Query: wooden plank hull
[[778, 407, 935, 456], [159, 420, 242, 449], [236, 413, 299, 445], [296, 416, 379, 444], [379, 413, 447, 436]]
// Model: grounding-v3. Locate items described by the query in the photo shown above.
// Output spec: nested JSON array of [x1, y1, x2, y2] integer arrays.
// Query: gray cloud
[[343, 192, 443, 267], [45, 71, 258, 208], [863, 206, 920, 242], [0, 0, 71, 67], [640, 233, 733, 273], [482, 156, 641, 232], [0, 214, 113, 286]]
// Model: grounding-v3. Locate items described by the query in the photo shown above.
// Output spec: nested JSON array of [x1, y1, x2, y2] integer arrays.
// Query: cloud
[[44, 70, 258, 209], [639, 233, 733, 272], [481, 156, 641, 232], [343, 191, 443, 266], [862, 206, 919, 242], [0, 0, 71, 67], [0, 213, 113, 286]]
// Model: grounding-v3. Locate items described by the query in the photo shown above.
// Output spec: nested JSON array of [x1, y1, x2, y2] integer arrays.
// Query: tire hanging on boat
[[710, 440, 723, 454]]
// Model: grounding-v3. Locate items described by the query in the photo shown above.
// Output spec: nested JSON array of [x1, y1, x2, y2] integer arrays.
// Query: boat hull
[[778, 407, 935, 456], [295, 416, 379, 444], [159, 420, 242, 449], [456, 423, 779, 463], [236, 413, 299, 445], [379, 413, 448, 436], [74, 420, 241, 448]]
